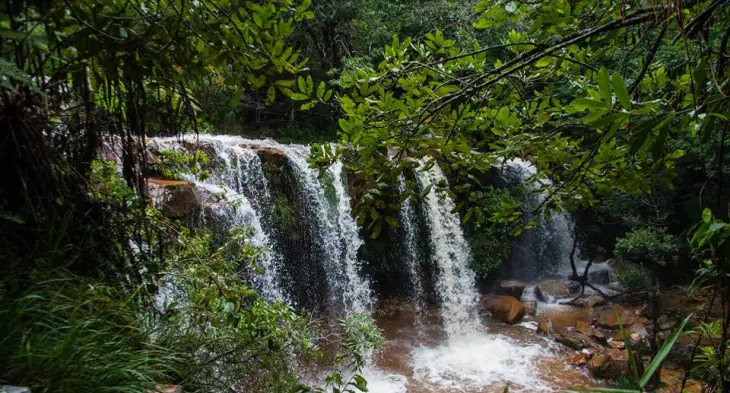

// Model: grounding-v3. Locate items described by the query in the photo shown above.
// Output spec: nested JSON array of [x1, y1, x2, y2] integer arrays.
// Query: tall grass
[[0, 272, 180, 393]]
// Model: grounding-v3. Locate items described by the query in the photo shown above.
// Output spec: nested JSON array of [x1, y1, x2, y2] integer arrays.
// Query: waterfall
[[329, 162, 374, 314], [185, 140, 289, 303], [398, 173, 424, 310], [416, 162, 480, 337], [504, 158, 577, 280], [279, 146, 373, 314]]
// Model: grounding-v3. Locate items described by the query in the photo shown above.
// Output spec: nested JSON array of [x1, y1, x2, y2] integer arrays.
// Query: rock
[[588, 349, 631, 380], [657, 314, 676, 331], [537, 318, 555, 335], [146, 178, 201, 218], [594, 305, 636, 329], [497, 280, 526, 300], [537, 308, 590, 332], [480, 295, 526, 324], [0, 387, 31, 393], [255, 146, 288, 166], [522, 300, 537, 316], [555, 329, 603, 351], [576, 322, 608, 343], [607, 339, 625, 349], [535, 280, 580, 302], [154, 386, 182, 393], [576, 295, 606, 308], [658, 368, 705, 393], [568, 352, 589, 366], [667, 332, 697, 368], [588, 269, 611, 285]]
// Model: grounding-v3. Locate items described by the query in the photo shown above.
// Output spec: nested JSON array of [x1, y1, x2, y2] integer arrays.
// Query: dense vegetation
[[2, 0, 730, 392]]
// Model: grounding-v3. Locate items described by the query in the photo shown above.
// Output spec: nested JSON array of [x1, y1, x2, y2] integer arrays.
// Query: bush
[[614, 227, 679, 267], [615, 263, 654, 292]]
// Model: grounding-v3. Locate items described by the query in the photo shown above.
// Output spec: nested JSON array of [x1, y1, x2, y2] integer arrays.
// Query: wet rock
[[607, 339, 625, 349], [535, 280, 580, 302], [576, 295, 606, 308], [146, 178, 201, 218], [522, 300, 537, 316], [537, 308, 590, 332], [667, 332, 698, 368], [256, 146, 288, 167], [588, 269, 611, 285], [497, 280, 526, 300], [657, 314, 676, 331], [480, 295, 526, 324], [537, 318, 555, 335], [555, 329, 603, 351], [576, 323, 607, 343], [588, 349, 631, 380], [568, 352, 589, 366], [658, 368, 705, 393], [594, 305, 636, 329]]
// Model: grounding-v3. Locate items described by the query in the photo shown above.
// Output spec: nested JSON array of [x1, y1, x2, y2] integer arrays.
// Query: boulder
[[568, 352, 589, 366], [535, 280, 580, 302], [555, 329, 603, 351], [496, 280, 526, 300], [658, 368, 705, 393], [480, 295, 526, 324], [588, 269, 611, 285], [522, 300, 537, 316], [588, 349, 631, 380], [146, 178, 201, 218], [576, 295, 606, 308], [594, 305, 636, 329], [255, 146, 288, 166]]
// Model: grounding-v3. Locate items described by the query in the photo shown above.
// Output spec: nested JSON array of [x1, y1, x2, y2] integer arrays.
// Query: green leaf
[[628, 115, 669, 156], [290, 93, 309, 101], [231, 88, 244, 107], [597, 67, 611, 106], [316, 81, 325, 100], [297, 76, 306, 93], [702, 208, 712, 223], [265, 86, 276, 105], [323, 89, 333, 102], [306, 76, 314, 94], [611, 73, 631, 110], [639, 314, 692, 388]]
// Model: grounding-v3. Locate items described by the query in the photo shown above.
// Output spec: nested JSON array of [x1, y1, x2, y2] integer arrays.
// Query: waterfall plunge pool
[[353, 304, 601, 393]]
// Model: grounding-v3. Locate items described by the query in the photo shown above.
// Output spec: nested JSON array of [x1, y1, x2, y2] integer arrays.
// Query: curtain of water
[[416, 163, 480, 337], [398, 173, 424, 312]]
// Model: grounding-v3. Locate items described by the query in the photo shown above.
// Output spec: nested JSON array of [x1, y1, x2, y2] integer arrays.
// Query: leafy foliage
[[615, 227, 679, 267]]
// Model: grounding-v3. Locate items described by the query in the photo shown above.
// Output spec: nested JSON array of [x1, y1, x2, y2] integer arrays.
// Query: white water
[[328, 161, 374, 314], [398, 173, 424, 309], [416, 162, 480, 337], [505, 158, 578, 279]]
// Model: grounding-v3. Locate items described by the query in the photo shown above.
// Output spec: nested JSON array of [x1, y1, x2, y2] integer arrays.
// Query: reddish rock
[[568, 352, 589, 366], [497, 280, 526, 300], [537, 308, 590, 332], [659, 368, 705, 393], [594, 305, 636, 329], [154, 385, 182, 393], [588, 349, 631, 380], [480, 295, 526, 324], [146, 178, 201, 218], [535, 280, 580, 302]]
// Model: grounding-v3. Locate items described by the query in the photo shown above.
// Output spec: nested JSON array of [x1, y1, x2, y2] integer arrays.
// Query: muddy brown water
[[339, 304, 606, 393]]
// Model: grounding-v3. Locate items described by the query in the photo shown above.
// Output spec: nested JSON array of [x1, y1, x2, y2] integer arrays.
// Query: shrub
[[614, 227, 679, 267]]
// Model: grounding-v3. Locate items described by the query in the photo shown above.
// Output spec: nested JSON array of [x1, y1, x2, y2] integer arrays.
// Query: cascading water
[[416, 163, 480, 336], [398, 173, 424, 310], [280, 146, 373, 314], [328, 161, 373, 314], [503, 159, 577, 280]]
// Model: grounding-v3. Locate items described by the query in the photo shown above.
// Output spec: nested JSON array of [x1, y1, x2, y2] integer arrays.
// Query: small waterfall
[[185, 140, 289, 303], [398, 173, 424, 310], [416, 162, 480, 337], [328, 161, 373, 313], [504, 158, 577, 280]]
